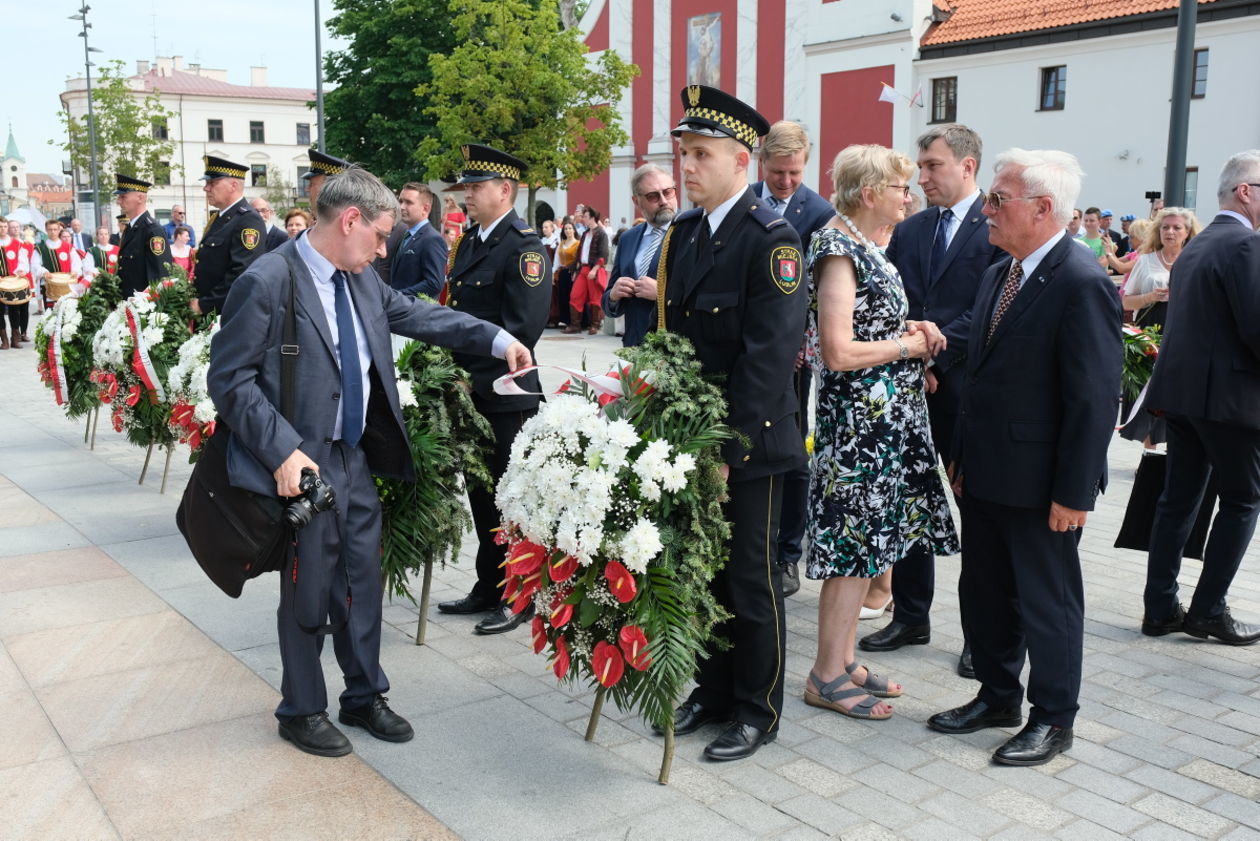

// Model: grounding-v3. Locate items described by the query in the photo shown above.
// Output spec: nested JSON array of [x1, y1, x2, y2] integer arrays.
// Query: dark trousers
[[890, 389, 957, 626], [689, 473, 787, 733], [468, 408, 536, 601], [277, 441, 388, 718], [776, 367, 811, 566], [4, 302, 28, 334], [1144, 414, 1260, 620], [959, 492, 1084, 728]]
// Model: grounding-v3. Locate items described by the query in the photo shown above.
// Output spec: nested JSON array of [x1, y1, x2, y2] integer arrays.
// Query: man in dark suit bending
[[928, 149, 1121, 767], [1141, 150, 1260, 646]]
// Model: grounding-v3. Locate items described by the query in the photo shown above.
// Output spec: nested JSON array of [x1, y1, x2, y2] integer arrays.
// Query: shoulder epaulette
[[510, 218, 536, 236], [748, 203, 789, 230]]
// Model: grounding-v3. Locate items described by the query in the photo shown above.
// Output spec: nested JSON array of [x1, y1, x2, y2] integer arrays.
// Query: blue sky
[[10, 0, 348, 176]]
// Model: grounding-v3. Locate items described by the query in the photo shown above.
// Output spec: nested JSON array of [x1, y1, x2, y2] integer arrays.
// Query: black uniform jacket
[[196, 198, 266, 315], [655, 186, 808, 481], [117, 210, 174, 296], [446, 209, 551, 413]]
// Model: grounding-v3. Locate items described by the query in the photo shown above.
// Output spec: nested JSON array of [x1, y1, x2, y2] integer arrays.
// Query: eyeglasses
[[885, 184, 911, 197], [1233, 183, 1260, 193], [638, 186, 677, 203], [983, 192, 1047, 211]]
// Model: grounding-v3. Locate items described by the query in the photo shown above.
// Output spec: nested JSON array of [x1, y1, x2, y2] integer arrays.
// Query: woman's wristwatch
[[893, 337, 909, 360]]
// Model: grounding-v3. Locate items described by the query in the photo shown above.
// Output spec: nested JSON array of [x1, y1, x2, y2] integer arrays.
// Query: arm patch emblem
[[149, 237, 166, 256], [771, 246, 802, 295], [520, 251, 544, 287], [241, 228, 260, 250]]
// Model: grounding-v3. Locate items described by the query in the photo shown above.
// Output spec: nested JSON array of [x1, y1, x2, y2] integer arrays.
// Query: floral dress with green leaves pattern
[[804, 227, 959, 579]]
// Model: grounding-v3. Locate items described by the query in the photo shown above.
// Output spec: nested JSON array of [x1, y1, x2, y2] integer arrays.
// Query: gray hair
[[315, 165, 400, 223], [1216, 150, 1260, 202], [992, 148, 1083, 227], [917, 124, 983, 170], [630, 163, 672, 196]]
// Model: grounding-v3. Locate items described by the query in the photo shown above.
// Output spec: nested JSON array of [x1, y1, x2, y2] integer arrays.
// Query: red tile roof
[[135, 69, 314, 101], [922, 0, 1218, 46]]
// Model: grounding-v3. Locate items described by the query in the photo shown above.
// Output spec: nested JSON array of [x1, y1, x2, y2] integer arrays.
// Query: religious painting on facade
[[687, 13, 721, 88]]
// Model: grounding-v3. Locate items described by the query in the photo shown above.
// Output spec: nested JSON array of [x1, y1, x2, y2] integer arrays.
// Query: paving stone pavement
[[2, 325, 1260, 840]]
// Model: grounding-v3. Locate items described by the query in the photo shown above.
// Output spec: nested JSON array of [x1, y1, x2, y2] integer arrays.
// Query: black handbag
[[176, 264, 300, 598], [1114, 452, 1215, 559]]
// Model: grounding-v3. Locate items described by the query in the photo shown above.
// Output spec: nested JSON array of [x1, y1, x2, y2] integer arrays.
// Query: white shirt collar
[[760, 183, 795, 209], [479, 209, 512, 241], [216, 197, 247, 216], [1016, 229, 1066, 282], [295, 227, 337, 282], [705, 188, 746, 234], [946, 188, 982, 220], [128, 210, 148, 226], [1219, 209, 1255, 229]]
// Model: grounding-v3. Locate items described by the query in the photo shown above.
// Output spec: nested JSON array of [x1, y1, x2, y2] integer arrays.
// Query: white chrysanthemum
[[620, 518, 663, 574], [92, 308, 131, 369], [398, 384, 418, 409]]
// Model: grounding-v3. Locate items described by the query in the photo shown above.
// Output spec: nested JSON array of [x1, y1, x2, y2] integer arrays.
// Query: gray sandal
[[846, 662, 903, 698], [804, 670, 893, 720]]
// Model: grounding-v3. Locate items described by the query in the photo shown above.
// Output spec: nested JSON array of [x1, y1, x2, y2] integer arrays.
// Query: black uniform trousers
[[775, 367, 811, 567], [4, 302, 28, 334], [468, 408, 536, 601], [276, 441, 388, 718], [959, 491, 1083, 728], [688, 473, 787, 733], [1144, 414, 1260, 620], [890, 386, 958, 626]]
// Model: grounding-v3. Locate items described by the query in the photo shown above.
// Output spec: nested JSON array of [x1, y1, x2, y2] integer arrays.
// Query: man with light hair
[[1141, 150, 1260, 646], [928, 149, 1121, 767], [603, 162, 678, 347]]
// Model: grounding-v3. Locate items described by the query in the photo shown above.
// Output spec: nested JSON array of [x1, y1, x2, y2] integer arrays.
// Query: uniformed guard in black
[[113, 173, 173, 297], [654, 85, 808, 761], [195, 155, 265, 315], [436, 144, 552, 635], [303, 148, 351, 209]]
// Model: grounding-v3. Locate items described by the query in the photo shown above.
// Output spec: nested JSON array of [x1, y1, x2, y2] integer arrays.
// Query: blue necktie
[[766, 194, 786, 215], [332, 270, 364, 447], [636, 227, 662, 278], [930, 208, 953, 277]]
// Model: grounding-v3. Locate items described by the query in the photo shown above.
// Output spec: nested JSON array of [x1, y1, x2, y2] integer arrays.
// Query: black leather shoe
[[957, 642, 975, 679], [278, 712, 352, 757], [993, 722, 1073, 766], [1182, 608, 1260, 646], [437, 591, 500, 614], [703, 721, 776, 761], [928, 698, 1023, 734], [1141, 602, 1186, 637], [654, 701, 725, 736], [474, 602, 535, 635], [859, 621, 930, 652], [338, 695, 414, 743], [781, 562, 801, 597]]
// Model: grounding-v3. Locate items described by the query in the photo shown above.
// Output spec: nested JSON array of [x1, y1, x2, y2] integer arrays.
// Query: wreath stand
[[583, 688, 674, 784]]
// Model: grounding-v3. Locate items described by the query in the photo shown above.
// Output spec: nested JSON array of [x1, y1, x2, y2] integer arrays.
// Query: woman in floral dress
[[803, 145, 959, 720]]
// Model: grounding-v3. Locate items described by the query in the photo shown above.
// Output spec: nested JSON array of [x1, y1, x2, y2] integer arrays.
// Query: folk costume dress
[[804, 227, 958, 580]]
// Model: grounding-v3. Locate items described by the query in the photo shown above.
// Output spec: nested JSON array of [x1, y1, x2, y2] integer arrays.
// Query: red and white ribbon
[[124, 303, 166, 402], [493, 364, 650, 399], [47, 302, 69, 406]]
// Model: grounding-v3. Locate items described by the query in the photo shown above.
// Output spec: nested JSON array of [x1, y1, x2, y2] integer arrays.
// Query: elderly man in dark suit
[[928, 149, 1122, 766], [750, 120, 836, 598], [859, 124, 1004, 678], [1141, 150, 1260, 646], [603, 163, 678, 347], [208, 165, 530, 758]]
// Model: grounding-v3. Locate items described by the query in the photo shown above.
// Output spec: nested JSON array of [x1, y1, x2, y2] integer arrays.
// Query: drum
[[0, 276, 30, 305], [43, 273, 74, 303]]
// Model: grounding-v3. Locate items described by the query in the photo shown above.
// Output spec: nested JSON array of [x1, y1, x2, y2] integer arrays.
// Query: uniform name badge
[[520, 251, 545, 287], [771, 246, 802, 295]]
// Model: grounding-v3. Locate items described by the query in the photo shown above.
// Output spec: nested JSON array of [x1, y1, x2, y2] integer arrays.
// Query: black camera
[[283, 468, 338, 530], [1145, 190, 1162, 200]]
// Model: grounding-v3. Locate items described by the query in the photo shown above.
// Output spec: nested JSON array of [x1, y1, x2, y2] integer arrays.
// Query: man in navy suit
[[603, 163, 678, 347], [927, 149, 1121, 766], [751, 121, 836, 598], [859, 125, 1004, 676], [1141, 150, 1260, 646], [208, 165, 530, 757], [388, 183, 447, 299], [251, 197, 290, 251]]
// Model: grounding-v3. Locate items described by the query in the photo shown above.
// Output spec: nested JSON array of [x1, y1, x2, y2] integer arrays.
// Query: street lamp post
[[69, 5, 103, 227], [314, 0, 325, 149]]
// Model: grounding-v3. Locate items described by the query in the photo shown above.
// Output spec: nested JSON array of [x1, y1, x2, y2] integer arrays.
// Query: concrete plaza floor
[[1, 324, 1259, 840]]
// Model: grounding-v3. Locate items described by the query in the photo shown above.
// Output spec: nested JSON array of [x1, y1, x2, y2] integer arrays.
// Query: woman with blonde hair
[[803, 145, 959, 720], [1121, 207, 1202, 329]]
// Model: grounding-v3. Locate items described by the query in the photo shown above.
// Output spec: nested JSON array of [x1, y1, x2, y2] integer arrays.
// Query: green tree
[[51, 59, 179, 212], [417, 0, 638, 225], [263, 165, 297, 213], [323, 0, 453, 189]]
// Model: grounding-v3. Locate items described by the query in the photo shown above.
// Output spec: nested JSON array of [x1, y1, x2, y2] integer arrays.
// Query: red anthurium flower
[[604, 560, 637, 604], [531, 615, 547, 654], [125, 384, 142, 407], [111, 406, 124, 432], [549, 601, 573, 629], [592, 641, 625, 688], [505, 541, 545, 577], [187, 427, 202, 451], [510, 571, 543, 614], [204, 420, 216, 439], [502, 575, 521, 604], [170, 401, 195, 428], [618, 625, 652, 671], [548, 554, 578, 583], [552, 635, 570, 679]]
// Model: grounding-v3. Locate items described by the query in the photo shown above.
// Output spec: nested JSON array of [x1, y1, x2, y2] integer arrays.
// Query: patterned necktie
[[766, 194, 785, 215], [332, 270, 364, 447], [987, 259, 1024, 343], [202, 210, 219, 243], [930, 208, 953, 277], [636, 227, 662, 278]]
